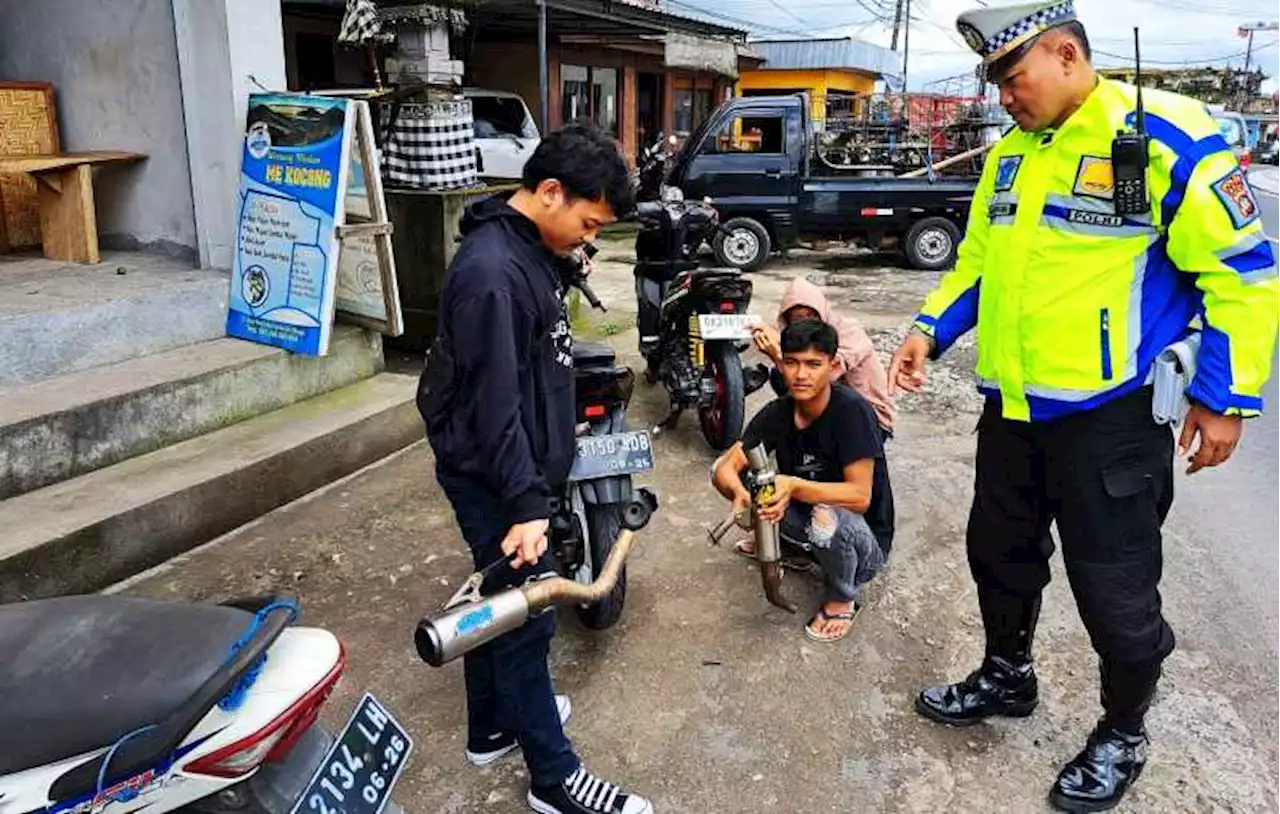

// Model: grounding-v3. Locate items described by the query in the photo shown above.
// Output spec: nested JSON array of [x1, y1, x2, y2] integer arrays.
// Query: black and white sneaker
[[465, 694, 572, 766], [528, 766, 653, 814]]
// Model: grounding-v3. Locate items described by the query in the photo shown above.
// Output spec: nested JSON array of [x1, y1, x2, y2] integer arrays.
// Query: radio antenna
[[1133, 27, 1146, 134]]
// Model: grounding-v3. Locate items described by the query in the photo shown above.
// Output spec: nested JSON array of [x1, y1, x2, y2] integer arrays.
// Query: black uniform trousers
[[968, 387, 1177, 675]]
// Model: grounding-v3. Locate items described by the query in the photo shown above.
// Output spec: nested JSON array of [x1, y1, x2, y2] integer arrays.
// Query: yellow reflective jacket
[[915, 78, 1277, 422]]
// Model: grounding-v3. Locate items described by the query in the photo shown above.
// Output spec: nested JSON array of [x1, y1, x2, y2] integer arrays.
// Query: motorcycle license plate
[[293, 694, 413, 814], [697, 313, 758, 340], [569, 430, 655, 481]]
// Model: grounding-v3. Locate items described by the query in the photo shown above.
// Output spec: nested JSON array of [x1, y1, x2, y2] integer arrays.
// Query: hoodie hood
[[777, 277, 834, 329], [460, 194, 546, 248], [775, 276, 897, 431]]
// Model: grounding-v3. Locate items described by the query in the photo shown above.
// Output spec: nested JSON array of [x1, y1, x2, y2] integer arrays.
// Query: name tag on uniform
[[1067, 209, 1124, 228]]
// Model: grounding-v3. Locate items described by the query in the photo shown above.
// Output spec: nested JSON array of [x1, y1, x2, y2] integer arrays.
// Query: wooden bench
[[0, 151, 145, 264]]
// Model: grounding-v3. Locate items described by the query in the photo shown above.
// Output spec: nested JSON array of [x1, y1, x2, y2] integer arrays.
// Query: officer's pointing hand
[[889, 333, 932, 394], [1178, 403, 1243, 475]]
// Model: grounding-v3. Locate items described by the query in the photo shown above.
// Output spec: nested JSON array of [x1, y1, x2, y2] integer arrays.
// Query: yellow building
[[737, 38, 900, 130]]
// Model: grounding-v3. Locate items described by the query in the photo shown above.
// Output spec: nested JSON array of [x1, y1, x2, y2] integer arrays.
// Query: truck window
[[702, 114, 785, 155]]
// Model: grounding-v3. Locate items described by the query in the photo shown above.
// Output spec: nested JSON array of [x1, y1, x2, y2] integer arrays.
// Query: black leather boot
[[1049, 660, 1160, 812], [915, 591, 1041, 726]]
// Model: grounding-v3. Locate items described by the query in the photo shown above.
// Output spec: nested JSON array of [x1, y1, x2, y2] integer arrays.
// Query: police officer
[[888, 2, 1278, 810]]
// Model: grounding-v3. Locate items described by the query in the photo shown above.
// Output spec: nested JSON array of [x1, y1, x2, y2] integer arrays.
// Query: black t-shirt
[[741, 386, 894, 554], [741, 386, 884, 488]]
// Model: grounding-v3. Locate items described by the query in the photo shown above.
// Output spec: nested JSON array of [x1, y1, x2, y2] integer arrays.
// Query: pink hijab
[[777, 277, 896, 431]]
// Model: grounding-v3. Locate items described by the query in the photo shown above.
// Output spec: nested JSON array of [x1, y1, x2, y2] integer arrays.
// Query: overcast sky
[[670, 0, 1279, 92]]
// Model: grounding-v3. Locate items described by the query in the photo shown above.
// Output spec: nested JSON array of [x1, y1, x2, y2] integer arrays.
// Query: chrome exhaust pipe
[[417, 489, 658, 666], [745, 444, 796, 613]]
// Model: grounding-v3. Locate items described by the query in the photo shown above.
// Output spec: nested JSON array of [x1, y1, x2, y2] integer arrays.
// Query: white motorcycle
[[0, 595, 410, 814]]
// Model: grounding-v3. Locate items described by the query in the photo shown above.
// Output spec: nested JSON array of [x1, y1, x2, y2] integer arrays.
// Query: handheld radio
[[1111, 27, 1150, 216]]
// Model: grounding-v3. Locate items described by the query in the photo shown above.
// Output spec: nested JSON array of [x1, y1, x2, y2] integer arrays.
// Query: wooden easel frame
[[334, 99, 403, 337]]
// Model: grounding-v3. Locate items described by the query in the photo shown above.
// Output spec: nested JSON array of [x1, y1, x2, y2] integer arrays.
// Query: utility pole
[[1236, 21, 1277, 110], [890, 0, 904, 51], [901, 0, 912, 92]]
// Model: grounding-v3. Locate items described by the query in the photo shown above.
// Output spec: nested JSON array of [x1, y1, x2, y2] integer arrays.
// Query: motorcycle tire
[[698, 342, 746, 451], [575, 504, 627, 631]]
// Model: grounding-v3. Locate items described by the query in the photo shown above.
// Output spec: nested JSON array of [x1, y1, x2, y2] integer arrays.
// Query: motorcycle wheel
[[575, 504, 627, 631], [698, 342, 745, 451]]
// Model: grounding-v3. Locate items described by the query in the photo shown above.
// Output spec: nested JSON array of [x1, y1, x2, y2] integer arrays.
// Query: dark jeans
[[436, 469, 579, 787], [780, 503, 885, 603], [967, 387, 1176, 669]]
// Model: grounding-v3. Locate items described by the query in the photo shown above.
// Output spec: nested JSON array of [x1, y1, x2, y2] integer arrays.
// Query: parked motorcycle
[[636, 131, 677, 202], [0, 595, 409, 814], [633, 195, 764, 451], [552, 251, 654, 630]]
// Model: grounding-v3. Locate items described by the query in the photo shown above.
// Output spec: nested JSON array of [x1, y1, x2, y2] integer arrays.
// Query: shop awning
[[377, 0, 746, 41]]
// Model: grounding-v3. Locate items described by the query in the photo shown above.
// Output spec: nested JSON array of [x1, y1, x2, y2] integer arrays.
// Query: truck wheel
[[713, 217, 771, 272], [575, 505, 626, 631], [904, 217, 961, 271]]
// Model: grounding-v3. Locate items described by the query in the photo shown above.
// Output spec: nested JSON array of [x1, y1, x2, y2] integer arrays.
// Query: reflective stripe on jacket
[[916, 78, 1277, 422]]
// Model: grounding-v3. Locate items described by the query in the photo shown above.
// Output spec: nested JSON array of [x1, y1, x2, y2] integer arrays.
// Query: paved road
[[1167, 168, 1280, 660]]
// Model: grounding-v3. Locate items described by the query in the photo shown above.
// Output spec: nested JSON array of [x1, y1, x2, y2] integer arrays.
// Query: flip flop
[[804, 605, 860, 643]]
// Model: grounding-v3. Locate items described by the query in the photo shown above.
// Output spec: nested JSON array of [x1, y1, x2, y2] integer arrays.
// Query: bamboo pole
[[898, 141, 994, 178]]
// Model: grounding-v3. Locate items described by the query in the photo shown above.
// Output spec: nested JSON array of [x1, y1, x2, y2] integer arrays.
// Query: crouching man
[[712, 320, 888, 643]]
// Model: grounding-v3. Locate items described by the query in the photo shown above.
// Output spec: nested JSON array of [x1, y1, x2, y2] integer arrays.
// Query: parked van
[[1208, 106, 1252, 170], [463, 88, 540, 179]]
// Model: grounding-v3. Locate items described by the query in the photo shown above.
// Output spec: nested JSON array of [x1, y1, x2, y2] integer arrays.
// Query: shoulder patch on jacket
[[994, 155, 1022, 192], [1073, 156, 1114, 201], [1211, 167, 1260, 229]]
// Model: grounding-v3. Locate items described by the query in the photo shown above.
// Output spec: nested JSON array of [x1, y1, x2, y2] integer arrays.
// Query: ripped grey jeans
[[780, 503, 885, 604]]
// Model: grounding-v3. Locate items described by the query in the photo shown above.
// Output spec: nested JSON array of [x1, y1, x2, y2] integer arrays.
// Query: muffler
[[416, 489, 658, 666], [744, 445, 797, 613]]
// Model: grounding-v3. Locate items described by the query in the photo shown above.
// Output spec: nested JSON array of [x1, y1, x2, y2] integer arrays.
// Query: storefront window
[[674, 88, 694, 135], [593, 67, 618, 135], [562, 64, 590, 124], [561, 63, 619, 136], [694, 89, 714, 132]]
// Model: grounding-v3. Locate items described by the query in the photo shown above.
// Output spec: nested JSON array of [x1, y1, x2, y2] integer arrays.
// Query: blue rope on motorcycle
[[92, 599, 300, 804], [218, 599, 300, 711]]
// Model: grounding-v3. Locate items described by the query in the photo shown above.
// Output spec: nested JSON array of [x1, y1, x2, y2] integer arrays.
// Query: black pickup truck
[[665, 94, 979, 271]]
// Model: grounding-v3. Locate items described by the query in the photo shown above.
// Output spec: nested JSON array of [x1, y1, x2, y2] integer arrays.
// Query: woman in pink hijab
[[749, 276, 896, 557], [752, 276, 895, 432]]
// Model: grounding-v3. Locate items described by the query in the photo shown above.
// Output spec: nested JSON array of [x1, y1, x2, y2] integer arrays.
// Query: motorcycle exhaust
[[416, 489, 658, 666], [745, 445, 797, 614]]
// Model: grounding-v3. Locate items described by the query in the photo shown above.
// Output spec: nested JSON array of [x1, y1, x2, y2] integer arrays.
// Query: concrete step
[[0, 252, 229, 387], [0, 373, 424, 601], [0, 325, 383, 500]]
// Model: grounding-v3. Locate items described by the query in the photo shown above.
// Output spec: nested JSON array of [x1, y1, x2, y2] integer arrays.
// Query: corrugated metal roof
[[750, 38, 900, 80]]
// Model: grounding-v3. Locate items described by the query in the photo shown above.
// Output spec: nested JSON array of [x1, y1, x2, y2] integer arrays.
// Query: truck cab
[[666, 94, 977, 271]]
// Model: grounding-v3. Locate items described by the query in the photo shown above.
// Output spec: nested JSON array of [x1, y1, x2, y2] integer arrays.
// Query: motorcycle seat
[[0, 595, 255, 776], [572, 341, 616, 368], [674, 267, 743, 285]]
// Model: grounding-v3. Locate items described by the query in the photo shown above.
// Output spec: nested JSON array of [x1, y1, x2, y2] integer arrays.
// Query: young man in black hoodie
[[422, 124, 647, 814]]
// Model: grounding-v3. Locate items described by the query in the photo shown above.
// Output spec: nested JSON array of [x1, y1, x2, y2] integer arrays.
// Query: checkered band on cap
[[984, 0, 1076, 59]]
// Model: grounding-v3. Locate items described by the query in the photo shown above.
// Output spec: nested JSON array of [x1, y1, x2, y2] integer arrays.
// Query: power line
[[1095, 38, 1278, 66], [762, 0, 817, 30]]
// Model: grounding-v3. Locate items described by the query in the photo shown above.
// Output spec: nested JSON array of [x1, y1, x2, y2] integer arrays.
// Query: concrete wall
[[174, 0, 286, 271], [0, 0, 198, 259]]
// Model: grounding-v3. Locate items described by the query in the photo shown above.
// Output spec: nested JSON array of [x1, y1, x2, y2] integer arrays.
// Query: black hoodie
[[426, 196, 575, 523]]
